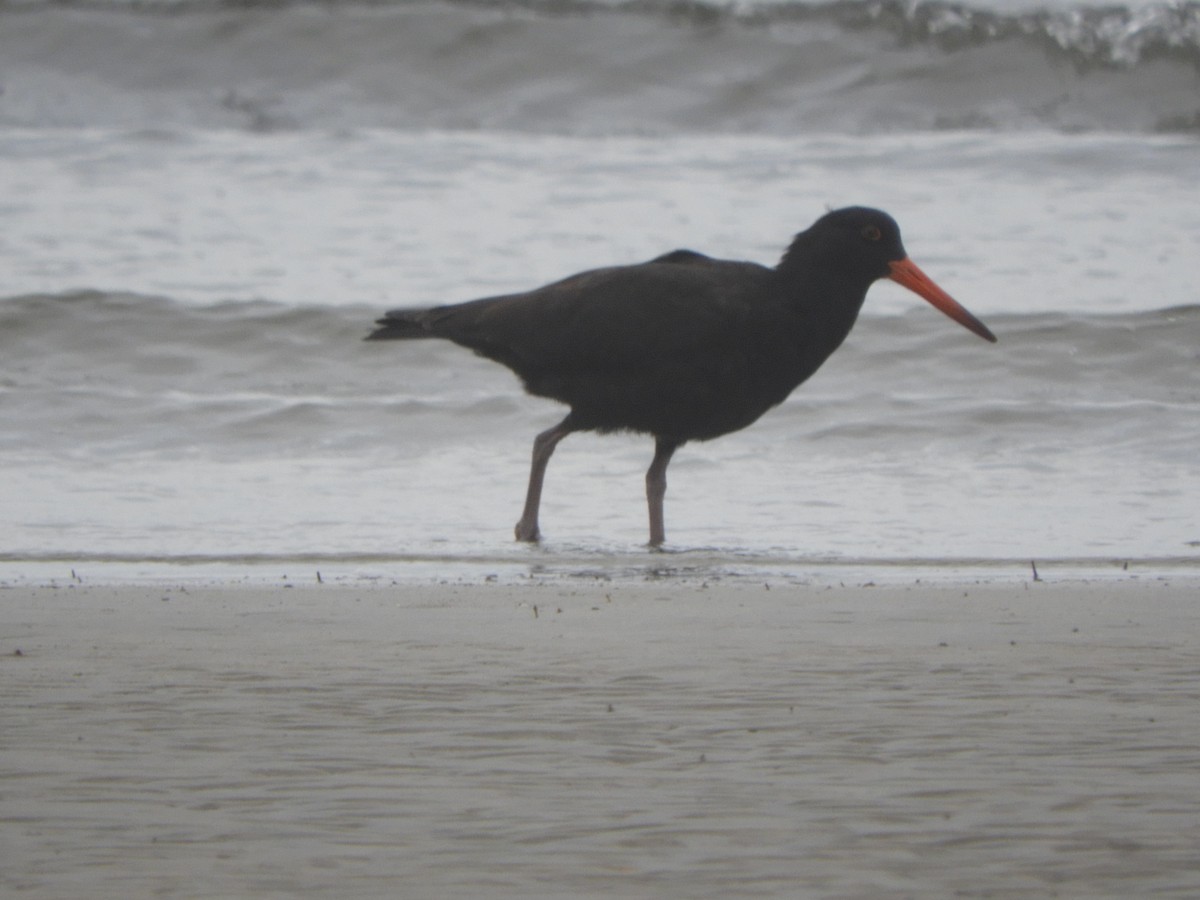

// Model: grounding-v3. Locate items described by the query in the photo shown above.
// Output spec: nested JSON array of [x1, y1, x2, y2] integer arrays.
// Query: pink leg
[[514, 418, 574, 542], [645, 438, 679, 547]]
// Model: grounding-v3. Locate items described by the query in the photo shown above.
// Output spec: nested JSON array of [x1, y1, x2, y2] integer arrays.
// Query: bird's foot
[[514, 519, 541, 543]]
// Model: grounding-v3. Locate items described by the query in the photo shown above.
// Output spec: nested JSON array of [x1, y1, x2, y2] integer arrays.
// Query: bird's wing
[[426, 258, 777, 376]]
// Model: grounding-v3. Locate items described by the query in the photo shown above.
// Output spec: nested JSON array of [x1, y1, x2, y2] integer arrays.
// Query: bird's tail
[[364, 308, 437, 341]]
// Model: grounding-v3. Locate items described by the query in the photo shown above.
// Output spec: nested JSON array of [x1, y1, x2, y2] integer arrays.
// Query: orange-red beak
[[888, 257, 997, 343]]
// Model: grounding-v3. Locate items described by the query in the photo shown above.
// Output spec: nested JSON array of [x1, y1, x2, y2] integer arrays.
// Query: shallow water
[[2, 265, 1198, 570]]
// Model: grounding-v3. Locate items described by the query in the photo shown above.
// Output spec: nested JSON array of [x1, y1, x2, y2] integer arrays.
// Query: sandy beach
[[3, 574, 1199, 898]]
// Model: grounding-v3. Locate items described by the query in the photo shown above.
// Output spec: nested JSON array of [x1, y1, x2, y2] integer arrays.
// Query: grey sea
[[1, 0, 1198, 577]]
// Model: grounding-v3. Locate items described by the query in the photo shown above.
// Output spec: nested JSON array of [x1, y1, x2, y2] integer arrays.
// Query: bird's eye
[[861, 225, 882, 241]]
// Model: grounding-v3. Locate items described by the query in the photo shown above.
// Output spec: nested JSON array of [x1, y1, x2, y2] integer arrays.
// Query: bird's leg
[[645, 438, 680, 548], [514, 418, 574, 543]]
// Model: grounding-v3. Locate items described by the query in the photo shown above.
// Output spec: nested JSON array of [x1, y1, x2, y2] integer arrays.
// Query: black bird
[[367, 206, 996, 546]]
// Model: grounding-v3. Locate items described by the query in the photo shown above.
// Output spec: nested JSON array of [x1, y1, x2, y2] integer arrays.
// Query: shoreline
[[3, 551, 1198, 592]]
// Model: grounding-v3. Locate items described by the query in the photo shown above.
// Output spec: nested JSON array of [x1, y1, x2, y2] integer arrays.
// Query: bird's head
[[786, 207, 997, 343]]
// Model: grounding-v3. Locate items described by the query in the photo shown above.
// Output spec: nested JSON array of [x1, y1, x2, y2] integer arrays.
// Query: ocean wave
[[5, 289, 1196, 355], [1, 0, 1196, 133], [4, 291, 1196, 560], [3, 291, 1197, 459], [10, 0, 1199, 67], [607, 0, 1200, 68]]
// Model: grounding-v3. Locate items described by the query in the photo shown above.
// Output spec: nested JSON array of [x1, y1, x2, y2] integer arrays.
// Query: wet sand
[[3, 577, 1199, 898]]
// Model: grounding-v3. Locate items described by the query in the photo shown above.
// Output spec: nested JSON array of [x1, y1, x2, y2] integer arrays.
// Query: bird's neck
[[774, 256, 873, 359]]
